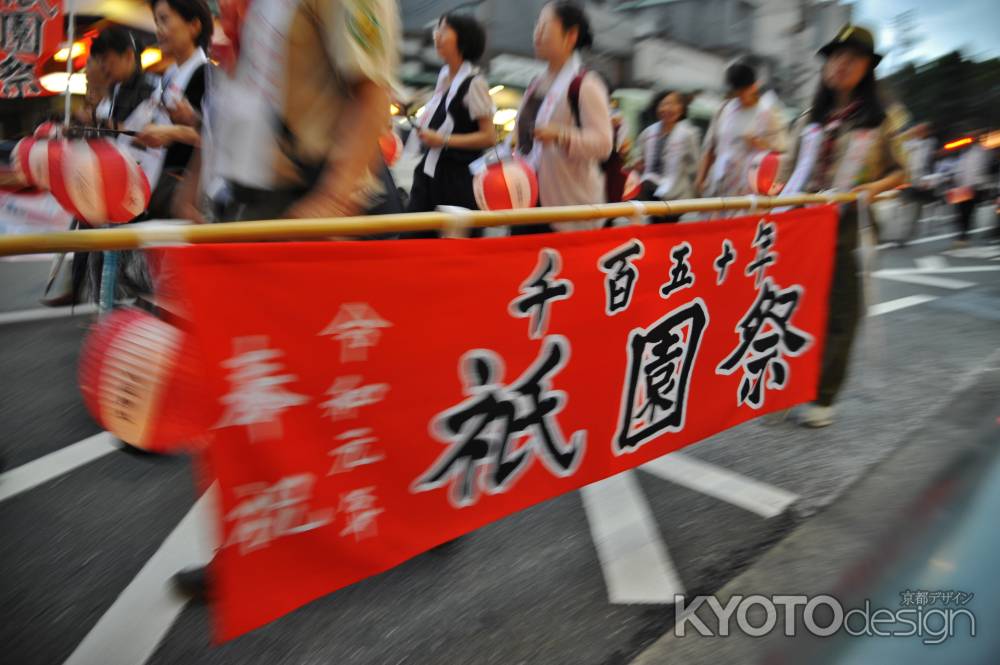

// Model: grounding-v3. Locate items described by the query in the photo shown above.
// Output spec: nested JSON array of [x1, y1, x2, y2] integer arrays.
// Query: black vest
[[424, 76, 483, 168]]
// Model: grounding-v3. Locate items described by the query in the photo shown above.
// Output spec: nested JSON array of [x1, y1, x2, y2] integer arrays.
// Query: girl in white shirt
[[512, 1, 613, 233], [635, 90, 701, 222], [408, 13, 496, 225], [696, 61, 787, 200]]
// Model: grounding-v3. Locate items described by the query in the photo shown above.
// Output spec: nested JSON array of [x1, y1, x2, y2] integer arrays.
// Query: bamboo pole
[[0, 193, 868, 257]]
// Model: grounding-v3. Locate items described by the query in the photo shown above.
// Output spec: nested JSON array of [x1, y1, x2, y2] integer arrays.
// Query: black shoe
[[172, 566, 210, 603]]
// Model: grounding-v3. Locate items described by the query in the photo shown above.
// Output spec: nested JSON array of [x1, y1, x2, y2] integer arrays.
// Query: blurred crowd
[[8, 1, 1000, 431]]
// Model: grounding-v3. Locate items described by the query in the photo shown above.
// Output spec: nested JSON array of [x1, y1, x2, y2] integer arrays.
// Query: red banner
[[168, 206, 838, 641], [0, 0, 63, 98]]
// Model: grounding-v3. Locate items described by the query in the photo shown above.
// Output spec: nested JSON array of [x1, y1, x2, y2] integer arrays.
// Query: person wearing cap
[[778, 24, 907, 428], [695, 60, 787, 202]]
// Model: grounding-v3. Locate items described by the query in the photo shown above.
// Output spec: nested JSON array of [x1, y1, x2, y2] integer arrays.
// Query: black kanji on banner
[[660, 242, 695, 299], [717, 278, 813, 409], [509, 249, 573, 339], [599, 239, 644, 315], [414, 335, 586, 507], [615, 299, 709, 453], [0, 52, 38, 96]]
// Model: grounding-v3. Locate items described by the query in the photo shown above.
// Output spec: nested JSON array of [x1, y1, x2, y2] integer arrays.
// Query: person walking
[[951, 133, 992, 246], [407, 12, 496, 220], [696, 60, 787, 201], [634, 90, 700, 222], [511, 1, 613, 234], [778, 24, 907, 428]]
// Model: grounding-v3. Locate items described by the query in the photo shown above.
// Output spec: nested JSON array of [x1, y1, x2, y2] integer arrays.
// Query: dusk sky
[[850, 0, 1000, 68]]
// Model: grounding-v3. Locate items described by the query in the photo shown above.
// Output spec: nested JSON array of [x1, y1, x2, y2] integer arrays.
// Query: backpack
[[568, 70, 628, 203]]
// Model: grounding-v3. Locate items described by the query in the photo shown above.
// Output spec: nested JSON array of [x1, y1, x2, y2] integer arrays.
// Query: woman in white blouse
[[512, 1, 613, 233], [408, 12, 496, 220], [634, 90, 701, 222]]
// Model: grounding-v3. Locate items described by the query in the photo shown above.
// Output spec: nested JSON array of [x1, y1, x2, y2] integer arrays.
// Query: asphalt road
[[1, 207, 998, 665]]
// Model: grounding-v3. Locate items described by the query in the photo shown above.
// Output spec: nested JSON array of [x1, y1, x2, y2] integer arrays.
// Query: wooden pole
[[0, 193, 866, 257]]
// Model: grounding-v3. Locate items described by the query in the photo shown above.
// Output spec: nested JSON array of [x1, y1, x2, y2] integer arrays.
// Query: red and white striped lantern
[[473, 158, 539, 211], [12, 138, 151, 222], [11, 137, 49, 189], [79, 308, 211, 454], [747, 151, 785, 196], [621, 169, 642, 201], [33, 121, 61, 139], [49, 139, 151, 223], [379, 130, 403, 167]]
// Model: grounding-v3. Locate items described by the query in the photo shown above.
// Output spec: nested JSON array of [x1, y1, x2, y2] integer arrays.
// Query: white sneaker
[[799, 404, 834, 428]]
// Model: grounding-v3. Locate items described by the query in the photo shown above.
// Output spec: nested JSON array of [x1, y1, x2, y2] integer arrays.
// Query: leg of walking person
[[956, 196, 976, 242], [802, 206, 862, 428], [899, 188, 923, 245]]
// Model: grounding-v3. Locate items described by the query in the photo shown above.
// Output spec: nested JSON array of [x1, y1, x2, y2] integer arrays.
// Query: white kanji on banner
[[338, 487, 384, 542], [319, 376, 390, 421], [215, 336, 310, 442], [328, 428, 385, 475], [319, 303, 393, 362], [224, 474, 334, 555]]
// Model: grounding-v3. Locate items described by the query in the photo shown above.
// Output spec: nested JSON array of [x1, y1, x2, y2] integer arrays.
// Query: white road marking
[[944, 246, 1000, 260], [0, 304, 97, 325], [0, 253, 59, 262], [915, 256, 948, 271], [874, 273, 975, 290], [0, 432, 119, 503], [63, 486, 218, 665], [581, 471, 684, 604], [874, 227, 991, 250], [874, 266, 1000, 276], [868, 295, 938, 317], [641, 453, 798, 519]]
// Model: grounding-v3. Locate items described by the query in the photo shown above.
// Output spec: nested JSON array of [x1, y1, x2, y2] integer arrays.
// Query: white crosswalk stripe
[[581, 471, 684, 604], [641, 453, 798, 519], [63, 487, 218, 665], [0, 432, 118, 503]]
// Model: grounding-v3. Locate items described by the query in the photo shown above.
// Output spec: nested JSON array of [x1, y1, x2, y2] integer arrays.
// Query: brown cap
[[818, 24, 883, 67]]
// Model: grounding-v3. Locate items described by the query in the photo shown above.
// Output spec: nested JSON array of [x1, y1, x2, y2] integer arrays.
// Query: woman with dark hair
[[634, 90, 700, 222], [778, 25, 907, 428], [511, 0, 612, 233], [90, 27, 160, 138], [407, 12, 496, 222], [696, 59, 786, 200], [77, 27, 162, 302], [136, 0, 213, 218]]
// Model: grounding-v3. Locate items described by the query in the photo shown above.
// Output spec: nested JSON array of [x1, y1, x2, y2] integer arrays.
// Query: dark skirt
[[406, 154, 484, 239], [407, 155, 479, 213]]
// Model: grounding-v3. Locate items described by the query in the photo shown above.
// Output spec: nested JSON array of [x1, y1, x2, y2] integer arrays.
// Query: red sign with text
[[168, 207, 838, 641], [0, 0, 63, 98]]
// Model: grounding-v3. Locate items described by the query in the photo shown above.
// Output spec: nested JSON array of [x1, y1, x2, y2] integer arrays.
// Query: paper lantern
[[79, 308, 211, 454], [33, 121, 61, 139], [473, 158, 539, 211], [379, 130, 403, 167], [11, 137, 49, 189], [621, 170, 642, 201], [747, 151, 785, 196], [46, 138, 151, 224]]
